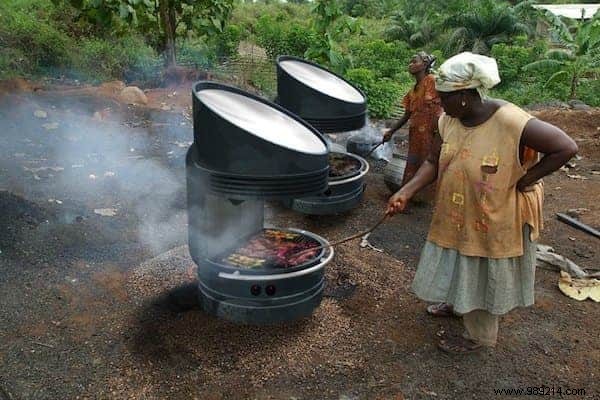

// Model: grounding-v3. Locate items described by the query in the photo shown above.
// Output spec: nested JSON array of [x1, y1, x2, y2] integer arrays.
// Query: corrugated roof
[[533, 4, 600, 20]]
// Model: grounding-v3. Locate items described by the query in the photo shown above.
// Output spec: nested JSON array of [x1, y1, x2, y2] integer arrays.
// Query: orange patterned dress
[[401, 74, 443, 189]]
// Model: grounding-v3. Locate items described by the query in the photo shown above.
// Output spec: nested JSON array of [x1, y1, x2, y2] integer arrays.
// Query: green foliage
[[72, 35, 160, 83], [491, 41, 547, 84], [231, 1, 310, 36], [305, 0, 360, 74], [177, 38, 218, 67], [444, 0, 534, 55], [349, 39, 412, 78], [345, 68, 403, 118], [255, 16, 316, 59], [60, 0, 235, 66], [386, 10, 441, 49], [2, 0, 598, 112], [210, 24, 243, 58], [0, 2, 72, 76], [247, 66, 277, 98], [343, 0, 400, 18], [0, 48, 28, 79], [492, 81, 570, 106], [524, 11, 600, 98], [578, 75, 600, 107]]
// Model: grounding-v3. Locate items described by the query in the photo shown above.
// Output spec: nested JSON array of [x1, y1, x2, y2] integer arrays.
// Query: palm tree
[[444, 0, 533, 55], [524, 11, 600, 99], [385, 11, 439, 48]]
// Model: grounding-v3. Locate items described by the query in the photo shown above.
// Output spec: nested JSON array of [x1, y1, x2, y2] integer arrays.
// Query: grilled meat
[[221, 229, 319, 269]]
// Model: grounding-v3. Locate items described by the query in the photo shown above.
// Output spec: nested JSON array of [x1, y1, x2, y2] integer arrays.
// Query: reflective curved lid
[[196, 89, 327, 155], [279, 60, 364, 104]]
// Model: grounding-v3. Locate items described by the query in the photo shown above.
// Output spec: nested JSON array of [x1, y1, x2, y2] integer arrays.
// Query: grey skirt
[[411, 225, 536, 315]]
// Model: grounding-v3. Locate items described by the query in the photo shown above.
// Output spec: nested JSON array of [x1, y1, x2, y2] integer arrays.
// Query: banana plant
[[305, 0, 360, 74], [524, 11, 600, 99]]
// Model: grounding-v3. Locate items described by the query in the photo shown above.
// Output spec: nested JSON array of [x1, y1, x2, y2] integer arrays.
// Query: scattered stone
[[99, 80, 126, 93], [119, 86, 148, 105], [566, 174, 587, 180], [171, 141, 192, 148], [94, 208, 118, 217], [48, 199, 63, 205], [104, 171, 116, 177], [34, 110, 48, 119], [566, 208, 590, 218], [568, 100, 591, 111], [42, 122, 59, 131]]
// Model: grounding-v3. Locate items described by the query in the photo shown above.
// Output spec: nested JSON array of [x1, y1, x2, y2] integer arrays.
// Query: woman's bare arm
[[383, 111, 411, 142], [387, 132, 442, 214], [518, 119, 578, 190]]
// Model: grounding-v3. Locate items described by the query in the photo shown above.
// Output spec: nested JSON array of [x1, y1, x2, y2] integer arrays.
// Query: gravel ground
[[0, 90, 599, 399]]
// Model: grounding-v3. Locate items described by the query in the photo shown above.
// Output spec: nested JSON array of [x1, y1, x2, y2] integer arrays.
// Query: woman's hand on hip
[[517, 177, 541, 192]]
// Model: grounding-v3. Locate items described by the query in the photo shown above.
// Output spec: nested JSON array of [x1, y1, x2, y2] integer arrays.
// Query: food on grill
[[328, 152, 362, 178], [221, 229, 320, 269], [225, 254, 265, 268]]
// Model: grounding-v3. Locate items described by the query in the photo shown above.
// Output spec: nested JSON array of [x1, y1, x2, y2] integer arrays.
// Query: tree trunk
[[159, 0, 177, 67], [570, 74, 578, 99]]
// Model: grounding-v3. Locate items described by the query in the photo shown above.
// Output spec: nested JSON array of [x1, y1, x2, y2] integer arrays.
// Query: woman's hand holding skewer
[[386, 190, 410, 215]]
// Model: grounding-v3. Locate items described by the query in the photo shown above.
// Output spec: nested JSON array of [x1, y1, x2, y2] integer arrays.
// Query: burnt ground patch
[[0, 90, 599, 399]]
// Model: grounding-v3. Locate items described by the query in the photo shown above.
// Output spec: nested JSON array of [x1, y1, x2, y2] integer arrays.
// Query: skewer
[[364, 141, 384, 158], [291, 212, 391, 259]]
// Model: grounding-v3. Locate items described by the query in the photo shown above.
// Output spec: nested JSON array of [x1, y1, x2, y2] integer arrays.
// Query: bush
[[255, 15, 316, 59], [489, 40, 579, 107], [349, 39, 413, 79], [72, 36, 160, 83], [0, 48, 28, 79], [177, 38, 218, 69], [492, 81, 570, 107], [231, 1, 311, 36], [346, 67, 403, 118], [574, 76, 600, 107], [491, 41, 548, 85], [210, 24, 244, 59], [0, 4, 72, 77]]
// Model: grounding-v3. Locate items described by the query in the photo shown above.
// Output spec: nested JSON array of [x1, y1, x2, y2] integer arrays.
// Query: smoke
[[0, 92, 191, 255], [326, 117, 393, 161]]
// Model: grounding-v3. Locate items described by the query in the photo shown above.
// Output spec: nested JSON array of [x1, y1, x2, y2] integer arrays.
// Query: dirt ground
[[0, 84, 599, 400]]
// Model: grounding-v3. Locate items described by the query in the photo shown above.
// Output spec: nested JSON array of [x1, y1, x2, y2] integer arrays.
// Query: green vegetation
[[1, 0, 598, 117], [524, 10, 600, 99]]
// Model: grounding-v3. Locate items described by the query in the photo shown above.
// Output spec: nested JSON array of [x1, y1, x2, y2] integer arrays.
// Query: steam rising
[[0, 93, 190, 255]]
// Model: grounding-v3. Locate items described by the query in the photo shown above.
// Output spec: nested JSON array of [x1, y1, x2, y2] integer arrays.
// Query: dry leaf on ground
[[558, 271, 600, 302]]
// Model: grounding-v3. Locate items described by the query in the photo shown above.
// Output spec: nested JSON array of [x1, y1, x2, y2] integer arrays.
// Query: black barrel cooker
[[276, 56, 370, 215], [187, 82, 334, 324]]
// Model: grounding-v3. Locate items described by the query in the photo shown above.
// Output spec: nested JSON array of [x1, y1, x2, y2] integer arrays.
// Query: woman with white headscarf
[[386, 52, 578, 354]]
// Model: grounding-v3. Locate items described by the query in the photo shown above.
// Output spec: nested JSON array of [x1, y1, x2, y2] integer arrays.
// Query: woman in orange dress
[[384, 52, 443, 192]]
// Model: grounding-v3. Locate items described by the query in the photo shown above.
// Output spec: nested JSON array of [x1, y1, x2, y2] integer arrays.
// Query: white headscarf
[[435, 52, 501, 94]]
